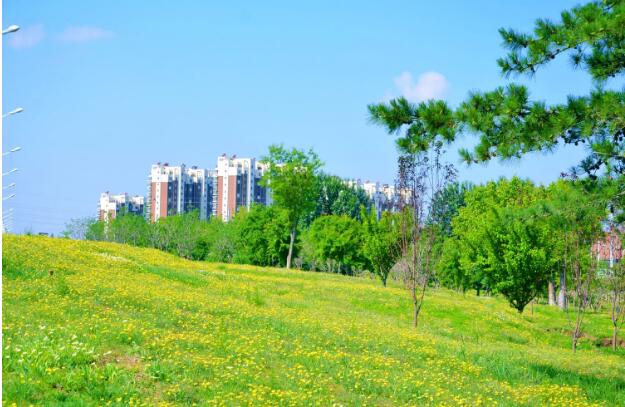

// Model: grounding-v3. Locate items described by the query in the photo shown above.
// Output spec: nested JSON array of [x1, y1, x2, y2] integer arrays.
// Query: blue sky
[[3, 1, 595, 234]]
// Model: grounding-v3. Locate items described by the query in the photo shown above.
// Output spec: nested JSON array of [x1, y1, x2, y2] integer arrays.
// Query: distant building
[[98, 192, 145, 221], [214, 155, 271, 222], [346, 178, 398, 218], [593, 227, 623, 267], [146, 163, 212, 222]]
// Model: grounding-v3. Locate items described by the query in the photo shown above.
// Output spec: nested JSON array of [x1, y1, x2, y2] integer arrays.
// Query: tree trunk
[[613, 325, 618, 351], [558, 270, 567, 310], [286, 227, 296, 269], [412, 286, 418, 328], [548, 280, 556, 306]]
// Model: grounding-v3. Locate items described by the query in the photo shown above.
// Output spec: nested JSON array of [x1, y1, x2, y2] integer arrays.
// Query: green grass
[[3, 235, 625, 406]]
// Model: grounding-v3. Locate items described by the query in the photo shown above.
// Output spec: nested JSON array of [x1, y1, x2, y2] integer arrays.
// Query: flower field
[[3, 235, 625, 406]]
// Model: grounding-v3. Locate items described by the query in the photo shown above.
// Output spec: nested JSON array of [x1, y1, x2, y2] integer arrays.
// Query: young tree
[[483, 207, 557, 313], [394, 144, 456, 328], [607, 257, 625, 350], [62, 217, 97, 240], [548, 180, 605, 351], [361, 209, 402, 286], [261, 145, 323, 269], [448, 178, 550, 304]]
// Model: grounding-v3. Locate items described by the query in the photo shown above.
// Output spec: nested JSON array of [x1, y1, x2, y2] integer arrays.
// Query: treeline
[[72, 172, 377, 269], [68, 165, 625, 350]]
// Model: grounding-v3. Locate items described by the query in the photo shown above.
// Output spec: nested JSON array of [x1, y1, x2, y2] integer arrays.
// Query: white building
[[214, 155, 271, 222], [146, 163, 213, 222], [98, 192, 145, 221]]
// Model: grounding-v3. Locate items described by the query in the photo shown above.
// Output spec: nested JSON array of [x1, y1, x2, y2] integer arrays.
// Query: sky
[[2, 0, 598, 234]]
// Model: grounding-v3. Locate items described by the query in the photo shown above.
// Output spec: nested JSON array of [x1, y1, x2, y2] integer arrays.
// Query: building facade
[[214, 155, 271, 222], [98, 192, 145, 221], [347, 179, 398, 219], [146, 163, 213, 222]]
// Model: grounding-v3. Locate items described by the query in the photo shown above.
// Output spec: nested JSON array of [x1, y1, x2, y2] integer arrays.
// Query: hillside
[[3, 235, 625, 406]]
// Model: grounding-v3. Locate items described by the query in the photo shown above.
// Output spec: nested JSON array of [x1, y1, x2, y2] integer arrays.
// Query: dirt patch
[[594, 337, 625, 348], [98, 351, 143, 370]]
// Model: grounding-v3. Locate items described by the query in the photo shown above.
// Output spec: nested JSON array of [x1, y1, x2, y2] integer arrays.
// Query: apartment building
[[214, 154, 271, 222], [98, 192, 145, 221], [347, 179, 398, 218], [146, 163, 213, 222]]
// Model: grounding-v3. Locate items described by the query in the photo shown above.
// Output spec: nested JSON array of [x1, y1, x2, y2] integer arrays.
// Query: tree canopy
[[369, 0, 625, 177]]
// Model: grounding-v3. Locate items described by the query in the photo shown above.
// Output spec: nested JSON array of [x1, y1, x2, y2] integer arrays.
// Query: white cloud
[[8, 24, 45, 49], [390, 71, 450, 102], [58, 26, 114, 43]]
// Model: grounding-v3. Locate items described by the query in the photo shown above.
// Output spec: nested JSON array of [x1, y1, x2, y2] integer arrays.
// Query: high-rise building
[[346, 179, 399, 219], [146, 163, 212, 222], [98, 192, 145, 221], [214, 155, 271, 221]]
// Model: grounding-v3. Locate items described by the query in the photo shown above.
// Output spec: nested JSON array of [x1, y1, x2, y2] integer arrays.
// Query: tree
[[85, 220, 106, 241], [547, 179, 606, 351], [361, 209, 402, 286], [608, 260, 625, 350], [303, 173, 372, 226], [484, 207, 557, 313], [449, 178, 557, 312], [395, 145, 456, 328], [302, 215, 366, 275], [108, 213, 150, 247], [261, 145, 323, 269], [232, 205, 291, 267], [429, 181, 473, 237], [62, 217, 97, 240], [368, 0, 625, 177]]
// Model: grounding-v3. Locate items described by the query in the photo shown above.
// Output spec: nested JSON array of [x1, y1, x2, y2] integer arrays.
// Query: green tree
[[108, 213, 150, 247], [62, 217, 97, 240], [369, 0, 625, 177], [429, 181, 473, 237], [361, 209, 401, 286], [85, 220, 106, 241], [545, 179, 606, 351], [232, 205, 291, 267], [305, 173, 373, 224], [261, 144, 323, 269], [450, 178, 557, 312], [485, 207, 557, 313], [302, 215, 366, 275]]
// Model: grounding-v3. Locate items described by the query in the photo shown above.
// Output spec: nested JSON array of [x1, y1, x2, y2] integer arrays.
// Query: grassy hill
[[3, 235, 625, 406]]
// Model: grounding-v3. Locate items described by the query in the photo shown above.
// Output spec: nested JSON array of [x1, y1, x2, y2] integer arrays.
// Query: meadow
[[3, 235, 625, 406]]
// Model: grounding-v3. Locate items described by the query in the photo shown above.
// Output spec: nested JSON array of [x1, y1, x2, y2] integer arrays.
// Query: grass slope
[[3, 235, 625, 406]]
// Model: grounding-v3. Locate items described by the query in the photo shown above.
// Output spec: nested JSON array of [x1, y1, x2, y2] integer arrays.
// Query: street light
[[2, 25, 19, 35], [2, 107, 24, 118], [2, 146, 21, 156], [3, 194, 16, 201], [2, 168, 18, 176], [3, 183, 16, 190]]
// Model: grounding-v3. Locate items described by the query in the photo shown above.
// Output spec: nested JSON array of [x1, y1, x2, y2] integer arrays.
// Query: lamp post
[[2, 107, 24, 118], [3, 146, 21, 156], [2, 25, 19, 35]]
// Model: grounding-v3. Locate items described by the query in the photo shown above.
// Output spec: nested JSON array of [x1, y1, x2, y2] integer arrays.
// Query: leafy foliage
[[361, 209, 402, 286], [368, 0, 625, 176], [261, 144, 323, 268], [301, 215, 366, 275]]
